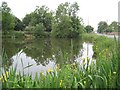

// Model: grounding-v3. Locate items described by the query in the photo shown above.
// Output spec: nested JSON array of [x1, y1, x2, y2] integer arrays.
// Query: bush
[[52, 16, 83, 38], [34, 23, 46, 38]]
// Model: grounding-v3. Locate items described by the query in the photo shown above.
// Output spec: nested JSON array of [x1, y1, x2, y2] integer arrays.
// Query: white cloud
[[0, 0, 119, 30]]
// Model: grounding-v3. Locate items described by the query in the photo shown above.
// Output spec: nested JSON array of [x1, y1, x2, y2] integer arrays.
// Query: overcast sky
[[0, 0, 119, 30]]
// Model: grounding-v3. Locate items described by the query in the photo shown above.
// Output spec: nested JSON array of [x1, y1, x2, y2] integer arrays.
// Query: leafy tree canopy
[[85, 25, 94, 33]]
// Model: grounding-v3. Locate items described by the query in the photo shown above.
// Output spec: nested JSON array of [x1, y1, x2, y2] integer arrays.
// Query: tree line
[[0, 1, 120, 38], [97, 21, 120, 33]]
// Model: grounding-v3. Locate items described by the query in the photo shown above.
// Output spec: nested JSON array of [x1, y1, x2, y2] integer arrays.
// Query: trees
[[52, 2, 83, 38], [118, 23, 120, 32], [109, 21, 120, 32], [97, 21, 120, 33], [97, 21, 108, 33], [34, 23, 46, 37], [23, 6, 53, 32], [22, 5, 53, 37], [22, 13, 33, 27], [1, 1, 15, 31], [14, 17, 25, 31], [85, 25, 94, 33], [35, 6, 53, 32], [22, 2, 84, 38]]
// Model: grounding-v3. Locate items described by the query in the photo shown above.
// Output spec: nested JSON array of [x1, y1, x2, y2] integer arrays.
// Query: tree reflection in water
[[2, 38, 95, 78]]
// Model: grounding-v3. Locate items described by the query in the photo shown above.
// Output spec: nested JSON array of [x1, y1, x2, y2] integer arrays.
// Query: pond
[[2, 38, 95, 79]]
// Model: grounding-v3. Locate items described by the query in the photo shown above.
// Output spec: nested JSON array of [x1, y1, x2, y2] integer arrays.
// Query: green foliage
[[97, 21, 108, 33], [1, 1, 85, 38], [34, 23, 46, 37], [1, 1, 119, 38], [38, 9, 53, 32], [14, 17, 25, 31], [85, 25, 94, 33], [2, 31, 25, 38], [24, 23, 49, 38], [2, 12, 15, 31], [97, 21, 120, 33], [109, 21, 120, 32], [12, 31, 25, 38], [52, 15, 73, 38], [24, 25, 35, 32], [1, 2, 15, 31], [22, 14, 32, 26], [23, 6, 53, 32], [52, 2, 83, 38]]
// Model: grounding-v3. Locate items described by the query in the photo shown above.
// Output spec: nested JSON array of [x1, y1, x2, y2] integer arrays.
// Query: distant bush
[[34, 23, 48, 38]]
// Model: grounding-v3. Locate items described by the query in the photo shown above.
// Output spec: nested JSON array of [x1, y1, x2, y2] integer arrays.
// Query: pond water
[[2, 38, 95, 78]]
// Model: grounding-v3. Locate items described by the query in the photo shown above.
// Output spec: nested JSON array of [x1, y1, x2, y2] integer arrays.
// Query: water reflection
[[2, 38, 95, 78], [3, 38, 83, 66], [11, 50, 56, 79]]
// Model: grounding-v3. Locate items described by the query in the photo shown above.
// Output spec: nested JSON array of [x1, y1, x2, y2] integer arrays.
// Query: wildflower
[[41, 72, 44, 75], [83, 61, 86, 65], [40, 72, 44, 76], [106, 48, 108, 51], [113, 72, 116, 74], [82, 58, 85, 60], [52, 55, 55, 58], [71, 63, 76, 66], [60, 80, 62, 87], [3, 75, 7, 82], [48, 69, 53, 73], [84, 81, 86, 84], [87, 57, 90, 61], [59, 69, 61, 71], [2, 80, 4, 83], [0, 77, 2, 81], [6, 71, 8, 77]]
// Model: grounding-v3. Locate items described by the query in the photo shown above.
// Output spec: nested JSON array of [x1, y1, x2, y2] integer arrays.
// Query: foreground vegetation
[[1, 34, 120, 88]]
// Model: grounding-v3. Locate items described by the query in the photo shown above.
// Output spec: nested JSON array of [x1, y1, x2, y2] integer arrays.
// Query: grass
[[1, 33, 120, 88]]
